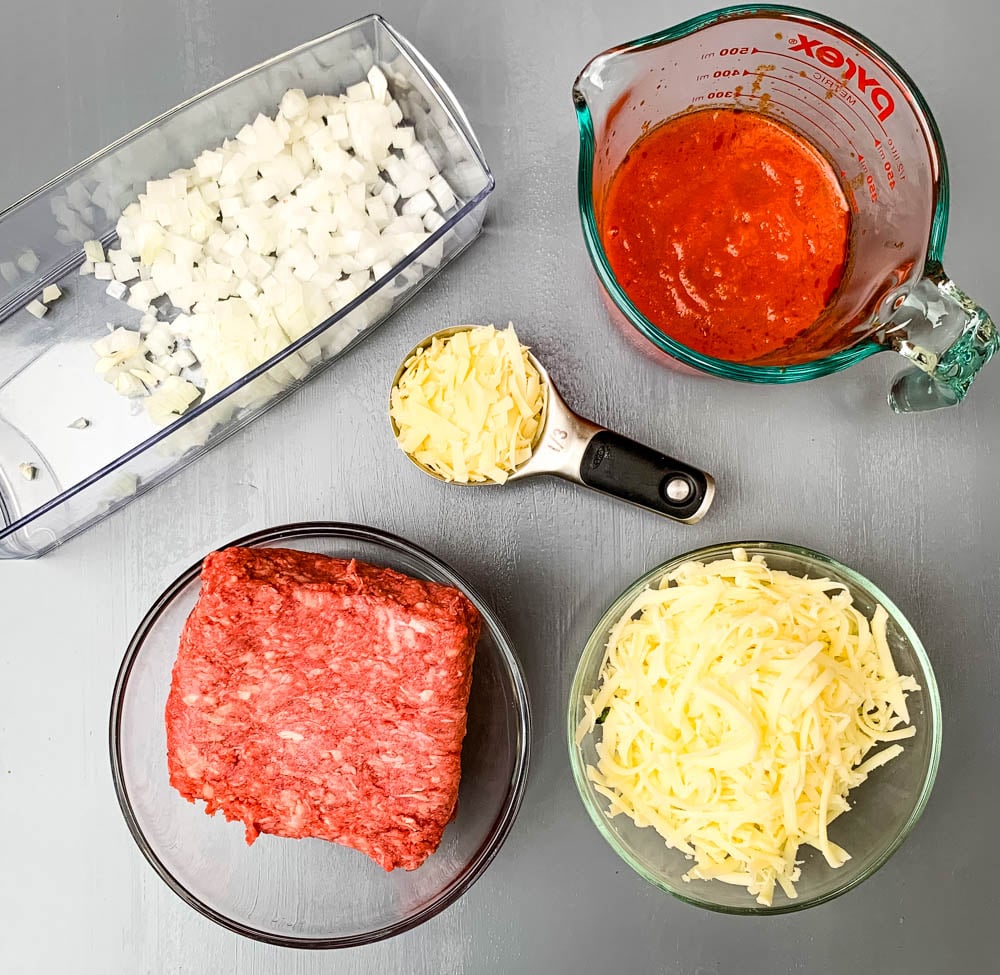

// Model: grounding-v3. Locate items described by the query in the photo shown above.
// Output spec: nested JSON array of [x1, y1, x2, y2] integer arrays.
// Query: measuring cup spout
[[878, 263, 998, 412]]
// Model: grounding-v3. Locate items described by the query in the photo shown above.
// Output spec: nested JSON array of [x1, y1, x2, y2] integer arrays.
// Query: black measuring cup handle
[[579, 430, 714, 523]]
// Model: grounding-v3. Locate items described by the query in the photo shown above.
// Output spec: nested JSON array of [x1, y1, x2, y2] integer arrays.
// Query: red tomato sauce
[[600, 108, 850, 364]]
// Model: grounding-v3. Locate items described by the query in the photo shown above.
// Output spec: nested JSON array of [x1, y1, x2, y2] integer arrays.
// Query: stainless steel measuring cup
[[389, 326, 715, 523]]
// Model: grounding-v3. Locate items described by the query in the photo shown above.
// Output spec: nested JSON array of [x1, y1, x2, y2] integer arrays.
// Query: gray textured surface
[[1, 0, 998, 972]]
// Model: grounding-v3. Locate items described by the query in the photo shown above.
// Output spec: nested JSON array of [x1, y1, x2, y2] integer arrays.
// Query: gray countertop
[[2, 0, 998, 972]]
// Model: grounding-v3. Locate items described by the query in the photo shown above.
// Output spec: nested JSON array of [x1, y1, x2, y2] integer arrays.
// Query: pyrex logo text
[[789, 34, 895, 122]]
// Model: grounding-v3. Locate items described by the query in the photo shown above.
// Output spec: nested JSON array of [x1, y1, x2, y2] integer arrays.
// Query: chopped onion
[[91, 81, 456, 420], [170, 348, 197, 369], [84, 239, 105, 263], [17, 250, 40, 274], [26, 299, 48, 319], [145, 376, 200, 425]]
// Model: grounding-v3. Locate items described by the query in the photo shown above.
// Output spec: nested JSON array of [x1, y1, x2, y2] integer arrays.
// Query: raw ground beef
[[165, 545, 481, 871]]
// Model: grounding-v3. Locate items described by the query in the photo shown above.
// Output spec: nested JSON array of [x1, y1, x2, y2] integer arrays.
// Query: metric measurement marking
[[736, 92, 842, 148], [789, 73, 880, 145], [764, 84, 854, 144], [767, 74, 856, 132], [752, 48, 888, 133]]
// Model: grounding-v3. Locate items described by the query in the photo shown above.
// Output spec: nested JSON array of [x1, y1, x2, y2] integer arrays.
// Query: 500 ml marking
[[700, 46, 752, 59]]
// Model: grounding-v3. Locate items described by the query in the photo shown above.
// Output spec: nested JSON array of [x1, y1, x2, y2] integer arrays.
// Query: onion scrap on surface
[[578, 548, 919, 906]]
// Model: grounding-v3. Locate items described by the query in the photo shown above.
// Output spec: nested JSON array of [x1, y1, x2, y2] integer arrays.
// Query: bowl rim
[[109, 520, 532, 948], [567, 539, 942, 915]]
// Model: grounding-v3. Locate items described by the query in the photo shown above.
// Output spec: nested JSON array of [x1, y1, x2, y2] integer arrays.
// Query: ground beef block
[[165, 545, 481, 871]]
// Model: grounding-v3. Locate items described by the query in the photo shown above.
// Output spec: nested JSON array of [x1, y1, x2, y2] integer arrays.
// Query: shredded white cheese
[[578, 548, 919, 906], [390, 323, 544, 483]]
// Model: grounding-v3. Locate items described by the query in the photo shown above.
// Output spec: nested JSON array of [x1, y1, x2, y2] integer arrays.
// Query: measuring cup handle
[[883, 263, 998, 412], [578, 430, 714, 523]]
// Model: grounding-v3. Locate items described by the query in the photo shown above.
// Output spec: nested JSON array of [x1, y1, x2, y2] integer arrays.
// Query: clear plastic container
[[0, 15, 494, 558]]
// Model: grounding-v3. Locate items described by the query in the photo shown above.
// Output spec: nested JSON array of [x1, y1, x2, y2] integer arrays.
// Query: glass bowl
[[568, 540, 941, 915], [110, 522, 530, 947]]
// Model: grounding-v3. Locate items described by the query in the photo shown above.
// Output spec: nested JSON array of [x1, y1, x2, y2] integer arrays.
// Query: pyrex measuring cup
[[389, 326, 714, 523], [573, 4, 997, 411]]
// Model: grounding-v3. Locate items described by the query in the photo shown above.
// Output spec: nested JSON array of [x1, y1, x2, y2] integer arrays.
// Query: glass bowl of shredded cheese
[[568, 542, 941, 914]]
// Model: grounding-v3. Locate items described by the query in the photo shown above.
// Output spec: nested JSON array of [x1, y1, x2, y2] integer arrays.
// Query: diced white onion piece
[[160, 354, 183, 375], [17, 250, 40, 274], [79, 261, 95, 276], [145, 376, 200, 425], [346, 81, 373, 102], [423, 210, 446, 232], [66, 183, 90, 210], [280, 88, 309, 121], [26, 299, 48, 319], [106, 281, 129, 300], [416, 240, 444, 269], [171, 348, 197, 369], [379, 182, 400, 208], [114, 372, 146, 397], [428, 175, 456, 212], [367, 65, 389, 103], [0, 261, 19, 284], [92, 327, 142, 361], [145, 360, 169, 382], [129, 367, 159, 388], [145, 325, 175, 358], [42, 284, 62, 303], [106, 472, 138, 499], [401, 191, 436, 217], [395, 168, 431, 199], [94, 262, 114, 281], [404, 144, 439, 178], [392, 126, 415, 150], [113, 260, 139, 283]]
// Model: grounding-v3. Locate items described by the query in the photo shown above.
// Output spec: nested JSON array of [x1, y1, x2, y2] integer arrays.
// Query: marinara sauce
[[600, 108, 850, 364]]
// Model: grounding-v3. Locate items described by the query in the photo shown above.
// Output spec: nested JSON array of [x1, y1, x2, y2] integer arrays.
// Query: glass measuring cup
[[573, 3, 997, 411], [389, 326, 714, 523]]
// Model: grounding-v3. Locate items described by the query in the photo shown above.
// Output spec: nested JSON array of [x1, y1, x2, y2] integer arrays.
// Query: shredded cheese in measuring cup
[[390, 323, 544, 483], [577, 548, 920, 906]]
